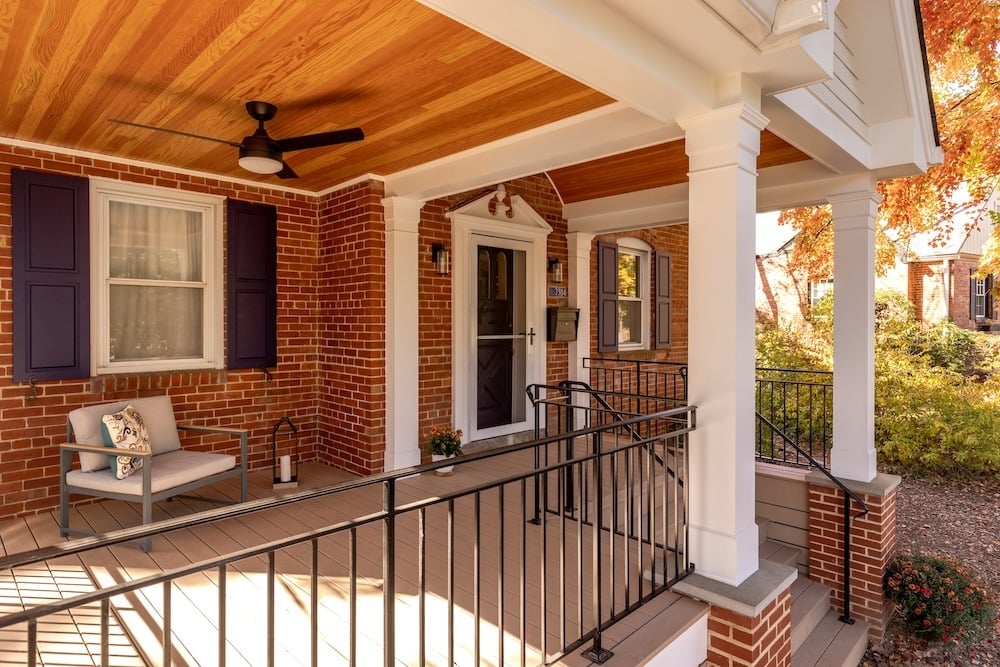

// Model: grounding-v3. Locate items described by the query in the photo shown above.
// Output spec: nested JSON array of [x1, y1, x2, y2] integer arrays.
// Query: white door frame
[[448, 188, 551, 443]]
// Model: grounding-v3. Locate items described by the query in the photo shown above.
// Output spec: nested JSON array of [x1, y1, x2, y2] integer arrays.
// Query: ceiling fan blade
[[276, 161, 298, 179], [276, 127, 364, 152], [109, 118, 243, 148]]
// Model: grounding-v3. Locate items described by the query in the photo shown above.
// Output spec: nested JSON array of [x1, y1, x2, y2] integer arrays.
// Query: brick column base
[[675, 560, 796, 667], [806, 472, 901, 641], [707, 588, 792, 667]]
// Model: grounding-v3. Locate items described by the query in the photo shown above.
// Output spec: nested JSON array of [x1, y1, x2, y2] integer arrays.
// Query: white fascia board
[[566, 183, 691, 234], [884, 0, 942, 170], [417, 0, 716, 121], [757, 163, 875, 211], [384, 103, 678, 201], [766, 87, 871, 172]]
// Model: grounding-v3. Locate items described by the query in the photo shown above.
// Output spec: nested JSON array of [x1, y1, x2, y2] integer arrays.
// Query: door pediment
[[447, 184, 552, 235]]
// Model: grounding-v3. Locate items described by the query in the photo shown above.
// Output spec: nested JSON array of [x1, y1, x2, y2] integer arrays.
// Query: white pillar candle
[[279, 455, 292, 482]]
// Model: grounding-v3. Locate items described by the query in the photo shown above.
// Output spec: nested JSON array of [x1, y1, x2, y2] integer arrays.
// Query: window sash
[[92, 179, 223, 374]]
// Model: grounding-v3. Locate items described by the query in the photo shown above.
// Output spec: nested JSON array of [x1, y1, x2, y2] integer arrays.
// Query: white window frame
[[90, 178, 224, 375], [809, 278, 834, 308], [616, 237, 651, 351], [974, 277, 987, 318]]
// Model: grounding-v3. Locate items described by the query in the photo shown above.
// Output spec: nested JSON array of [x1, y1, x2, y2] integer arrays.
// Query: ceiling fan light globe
[[238, 154, 283, 174]]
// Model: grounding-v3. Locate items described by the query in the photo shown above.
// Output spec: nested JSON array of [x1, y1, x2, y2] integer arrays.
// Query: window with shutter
[[226, 199, 278, 369], [12, 169, 90, 381]]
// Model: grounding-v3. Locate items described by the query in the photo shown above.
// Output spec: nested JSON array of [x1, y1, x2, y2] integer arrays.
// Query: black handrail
[[756, 411, 868, 624]]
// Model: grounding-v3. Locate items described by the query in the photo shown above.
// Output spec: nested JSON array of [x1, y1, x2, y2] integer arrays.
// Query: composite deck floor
[[0, 444, 699, 667]]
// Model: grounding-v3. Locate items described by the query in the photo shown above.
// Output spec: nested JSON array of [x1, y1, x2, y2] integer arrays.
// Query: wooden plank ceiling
[[0, 0, 810, 199]]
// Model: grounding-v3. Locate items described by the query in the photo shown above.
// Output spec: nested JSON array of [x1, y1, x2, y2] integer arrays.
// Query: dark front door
[[477, 246, 516, 429]]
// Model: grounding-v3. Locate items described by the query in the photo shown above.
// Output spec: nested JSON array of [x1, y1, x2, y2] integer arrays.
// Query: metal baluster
[[218, 564, 227, 667]]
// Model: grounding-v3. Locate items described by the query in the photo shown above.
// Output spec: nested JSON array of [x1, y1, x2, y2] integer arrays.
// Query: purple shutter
[[654, 252, 671, 349], [12, 169, 90, 381], [226, 199, 278, 369], [597, 241, 618, 352]]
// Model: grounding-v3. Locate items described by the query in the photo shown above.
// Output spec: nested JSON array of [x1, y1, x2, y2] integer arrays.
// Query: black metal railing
[[756, 412, 868, 624], [583, 357, 688, 407], [755, 367, 833, 467], [0, 407, 695, 667], [525, 383, 695, 661]]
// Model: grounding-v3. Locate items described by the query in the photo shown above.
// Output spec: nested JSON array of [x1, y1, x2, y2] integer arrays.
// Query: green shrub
[[884, 551, 996, 645]]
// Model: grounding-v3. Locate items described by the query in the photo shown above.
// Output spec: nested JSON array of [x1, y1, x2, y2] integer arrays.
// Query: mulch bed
[[862, 476, 1000, 666]]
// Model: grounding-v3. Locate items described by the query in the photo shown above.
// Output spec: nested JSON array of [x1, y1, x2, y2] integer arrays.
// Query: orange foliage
[[781, 0, 1000, 279]]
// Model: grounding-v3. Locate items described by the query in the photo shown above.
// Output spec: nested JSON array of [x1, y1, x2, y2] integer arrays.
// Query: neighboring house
[[756, 187, 1000, 331], [0, 1, 940, 665]]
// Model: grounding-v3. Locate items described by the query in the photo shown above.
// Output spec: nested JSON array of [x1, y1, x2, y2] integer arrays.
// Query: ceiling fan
[[110, 100, 364, 179]]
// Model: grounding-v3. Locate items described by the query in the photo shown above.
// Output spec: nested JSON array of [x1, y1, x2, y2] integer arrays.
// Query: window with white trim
[[616, 243, 648, 349], [809, 278, 834, 308], [973, 277, 987, 318], [91, 179, 223, 374]]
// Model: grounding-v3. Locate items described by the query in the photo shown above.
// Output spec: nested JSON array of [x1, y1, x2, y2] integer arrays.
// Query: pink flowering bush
[[884, 551, 995, 645]]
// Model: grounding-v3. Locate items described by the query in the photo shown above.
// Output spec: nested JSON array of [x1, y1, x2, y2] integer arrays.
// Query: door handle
[[519, 328, 536, 345]]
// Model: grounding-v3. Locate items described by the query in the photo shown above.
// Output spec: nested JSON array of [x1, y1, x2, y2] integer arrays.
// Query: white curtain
[[108, 202, 203, 361]]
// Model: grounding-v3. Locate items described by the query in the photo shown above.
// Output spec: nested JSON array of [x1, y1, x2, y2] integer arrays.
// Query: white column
[[681, 103, 767, 586], [829, 186, 881, 482], [567, 231, 594, 385], [383, 196, 424, 471]]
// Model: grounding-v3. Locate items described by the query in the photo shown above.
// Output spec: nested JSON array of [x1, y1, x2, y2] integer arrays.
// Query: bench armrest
[[59, 442, 153, 458], [176, 424, 248, 437]]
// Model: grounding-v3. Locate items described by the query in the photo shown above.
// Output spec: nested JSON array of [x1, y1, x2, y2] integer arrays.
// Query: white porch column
[[383, 196, 424, 471], [682, 103, 767, 586], [829, 186, 881, 482], [567, 231, 594, 385]]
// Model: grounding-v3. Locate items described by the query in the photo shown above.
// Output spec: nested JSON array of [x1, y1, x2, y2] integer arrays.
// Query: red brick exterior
[[707, 589, 792, 667], [908, 256, 996, 329], [807, 479, 898, 640], [590, 226, 689, 363], [0, 148, 583, 516]]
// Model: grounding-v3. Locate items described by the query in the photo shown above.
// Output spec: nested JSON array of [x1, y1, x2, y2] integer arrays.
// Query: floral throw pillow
[[100, 405, 151, 480]]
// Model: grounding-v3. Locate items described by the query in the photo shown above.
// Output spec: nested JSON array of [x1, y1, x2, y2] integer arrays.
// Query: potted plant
[[426, 425, 463, 476]]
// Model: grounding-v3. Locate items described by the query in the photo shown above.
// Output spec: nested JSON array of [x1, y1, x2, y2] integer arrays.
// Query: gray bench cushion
[[70, 395, 182, 472], [65, 449, 236, 495]]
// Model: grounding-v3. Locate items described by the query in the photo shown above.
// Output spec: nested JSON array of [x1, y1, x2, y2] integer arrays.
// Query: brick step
[[791, 610, 869, 667]]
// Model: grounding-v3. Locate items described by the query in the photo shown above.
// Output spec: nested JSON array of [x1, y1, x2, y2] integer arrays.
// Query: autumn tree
[[779, 0, 1000, 280]]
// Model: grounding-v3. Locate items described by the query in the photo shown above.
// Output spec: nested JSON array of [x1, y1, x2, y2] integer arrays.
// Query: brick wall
[[316, 180, 387, 474], [590, 225, 689, 363], [0, 144, 327, 518], [807, 476, 899, 640], [707, 588, 792, 667], [909, 257, 997, 330]]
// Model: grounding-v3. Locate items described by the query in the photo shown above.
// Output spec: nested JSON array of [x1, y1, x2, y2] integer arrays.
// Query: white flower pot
[[431, 453, 455, 476]]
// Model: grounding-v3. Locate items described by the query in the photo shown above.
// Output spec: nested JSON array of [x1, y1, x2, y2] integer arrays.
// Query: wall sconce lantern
[[548, 258, 564, 284], [432, 243, 450, 275]]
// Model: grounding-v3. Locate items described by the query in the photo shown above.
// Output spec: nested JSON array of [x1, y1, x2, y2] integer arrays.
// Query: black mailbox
[[547, 307, 580, 342]]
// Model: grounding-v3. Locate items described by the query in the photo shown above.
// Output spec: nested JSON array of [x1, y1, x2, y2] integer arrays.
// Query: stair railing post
[[839, 492, 855, 624]]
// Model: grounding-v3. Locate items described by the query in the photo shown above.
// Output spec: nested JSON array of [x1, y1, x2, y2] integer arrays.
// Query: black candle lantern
[[272, 416, 299, 489]]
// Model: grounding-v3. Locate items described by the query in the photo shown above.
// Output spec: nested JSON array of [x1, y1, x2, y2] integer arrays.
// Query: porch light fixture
[[432, 243, 450, 275], [238, 147, 283, 175], [548, 258, 564, 284]]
